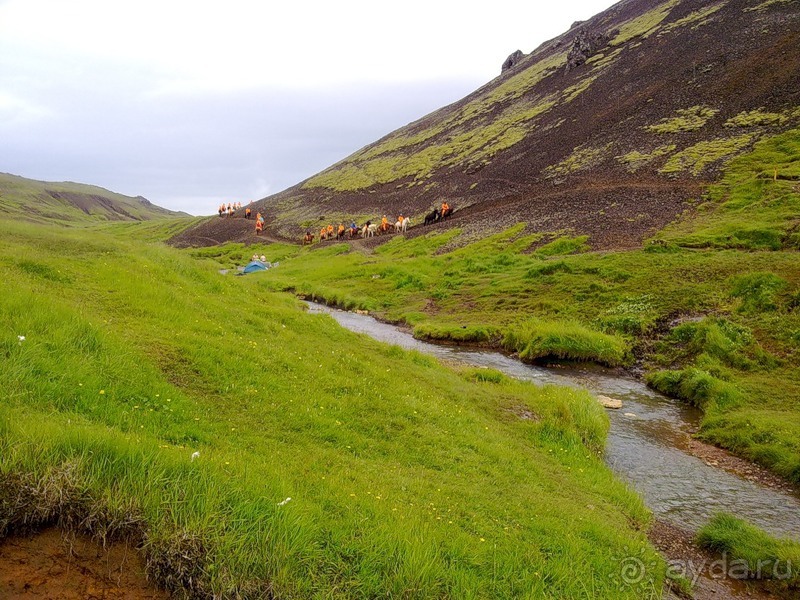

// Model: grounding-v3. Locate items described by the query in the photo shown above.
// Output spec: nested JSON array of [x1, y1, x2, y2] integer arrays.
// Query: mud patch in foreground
[[0, 527, 167, 599]]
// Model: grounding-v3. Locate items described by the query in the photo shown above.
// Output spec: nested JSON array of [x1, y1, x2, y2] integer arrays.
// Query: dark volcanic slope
[[176, 0, 800, 249]]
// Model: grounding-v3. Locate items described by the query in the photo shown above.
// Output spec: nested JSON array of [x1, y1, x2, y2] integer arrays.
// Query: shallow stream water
[[306, 302, 800, 541]]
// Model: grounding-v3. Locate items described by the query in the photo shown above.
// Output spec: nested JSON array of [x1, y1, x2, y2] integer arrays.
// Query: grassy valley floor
[[228, 129, 800, 488], [237, 230, 800, 487], [1, 219, 663, 598]]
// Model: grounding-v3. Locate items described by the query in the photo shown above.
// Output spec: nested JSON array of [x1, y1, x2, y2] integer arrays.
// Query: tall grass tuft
[[697, 513, 800, 593], [504, 318, 630, 366]]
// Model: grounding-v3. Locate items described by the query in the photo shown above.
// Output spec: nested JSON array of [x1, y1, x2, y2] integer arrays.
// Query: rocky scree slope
[[173, 0, 800, 249]]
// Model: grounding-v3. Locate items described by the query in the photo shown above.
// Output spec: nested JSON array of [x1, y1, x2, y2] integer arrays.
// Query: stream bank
[[305, 301, 800, 540]]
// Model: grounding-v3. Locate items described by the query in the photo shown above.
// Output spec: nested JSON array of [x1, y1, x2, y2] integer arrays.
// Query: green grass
[[0, 218, 663, 598], [656, 127, 800, 249], [504, 319, 630, 367], [260, 214, 800, 485], [646, 368, 744, 410], [0, 172, 186, 224], [697, 514, 800, 594]]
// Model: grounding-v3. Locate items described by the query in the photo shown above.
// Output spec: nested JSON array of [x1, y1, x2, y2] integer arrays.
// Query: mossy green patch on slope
[[657, 127, 800, 248], [300, 38, 635, 193], [659, 2, 727, 35], [644, 106, 720, 134], [660, 134, 755, 175], [616, 145, 676, 171], [610, 0, 681, 46]]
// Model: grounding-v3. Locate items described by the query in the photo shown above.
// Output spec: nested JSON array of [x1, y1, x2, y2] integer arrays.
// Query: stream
[[306, 301, 800, 541]]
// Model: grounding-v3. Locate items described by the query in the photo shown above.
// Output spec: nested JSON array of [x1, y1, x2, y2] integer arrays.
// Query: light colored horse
[[401, 217, 410, 233], [362, 223, 378, 238], [395, 217, 411, 233]]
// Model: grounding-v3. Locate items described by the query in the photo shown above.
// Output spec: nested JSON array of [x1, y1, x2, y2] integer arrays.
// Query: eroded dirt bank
[[0, 528, 167, 600]]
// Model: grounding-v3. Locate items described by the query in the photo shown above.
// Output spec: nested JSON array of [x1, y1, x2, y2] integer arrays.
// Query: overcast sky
[[1, 0, 616, 215]]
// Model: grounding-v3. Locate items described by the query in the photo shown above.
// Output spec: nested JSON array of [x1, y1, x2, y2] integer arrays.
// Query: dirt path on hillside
[[0, 528, 167, 600]]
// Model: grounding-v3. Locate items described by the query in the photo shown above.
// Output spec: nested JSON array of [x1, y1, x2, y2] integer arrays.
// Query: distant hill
[[0, 173, 187, 224], [174, 0, 800, 249]]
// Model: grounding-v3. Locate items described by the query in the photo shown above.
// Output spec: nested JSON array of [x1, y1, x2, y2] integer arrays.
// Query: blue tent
[[242, 260, 269, 274]]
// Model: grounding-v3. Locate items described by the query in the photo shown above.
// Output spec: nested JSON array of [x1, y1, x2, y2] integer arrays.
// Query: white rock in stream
[[596, 395, 623, 409]]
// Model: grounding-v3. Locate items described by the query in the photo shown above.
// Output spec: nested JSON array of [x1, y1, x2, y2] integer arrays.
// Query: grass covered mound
[[697, 513, 800, 596], [0, 220, 661, 598]]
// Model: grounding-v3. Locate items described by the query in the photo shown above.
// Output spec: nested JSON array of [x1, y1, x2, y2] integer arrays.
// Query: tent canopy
[[242, 260, 270, 274]]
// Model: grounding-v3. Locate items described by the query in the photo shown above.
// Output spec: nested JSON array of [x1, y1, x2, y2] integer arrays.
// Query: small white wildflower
[[191, 451, 200, 461], [277, 497, 292, 506], [18, 335, 25, 343]]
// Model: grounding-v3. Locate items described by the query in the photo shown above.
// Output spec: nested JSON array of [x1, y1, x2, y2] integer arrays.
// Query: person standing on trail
[[245, 207, 251, 219], [255, 220, 263, 235]]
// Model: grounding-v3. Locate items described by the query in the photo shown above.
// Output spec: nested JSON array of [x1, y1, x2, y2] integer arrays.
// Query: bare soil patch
[[0, 528, 167, 600]]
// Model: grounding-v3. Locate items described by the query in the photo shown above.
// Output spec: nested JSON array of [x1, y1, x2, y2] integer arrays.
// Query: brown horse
[[303, 232, 314, 245]]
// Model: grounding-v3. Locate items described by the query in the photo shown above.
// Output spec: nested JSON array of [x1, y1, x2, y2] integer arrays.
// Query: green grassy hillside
[[0, 219, 663, 598], [0, 173, 189, 225], [249, 129, 800, 485]]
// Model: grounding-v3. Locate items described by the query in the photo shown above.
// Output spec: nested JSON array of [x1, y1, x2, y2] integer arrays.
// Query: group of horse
[[423, 204, 453, 225], [302, 205, 454, 245]]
